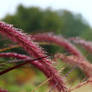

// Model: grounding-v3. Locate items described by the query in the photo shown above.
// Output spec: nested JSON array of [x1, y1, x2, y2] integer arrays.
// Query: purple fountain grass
[[0, 22, 67, 92], [0, 52, 49, 76], [69, 37, 92, 54], [0, 52, 30, 59], [31, 33, 84, 58], [0, 52, 48, 75], [54, 53, 92, 78]]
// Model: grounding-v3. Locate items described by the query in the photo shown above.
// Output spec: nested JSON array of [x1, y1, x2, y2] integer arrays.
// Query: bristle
[[0, 22, 67, 92], [70, 37, 92, 54], [31, 33, 85, 59], [54, 53, 92, 78]]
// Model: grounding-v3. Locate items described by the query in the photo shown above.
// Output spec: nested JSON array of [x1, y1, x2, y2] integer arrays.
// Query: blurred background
[[0, 0, 92, 92]]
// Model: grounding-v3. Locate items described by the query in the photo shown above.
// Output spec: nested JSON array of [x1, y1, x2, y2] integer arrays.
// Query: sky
[[0, 0, 92, 26]]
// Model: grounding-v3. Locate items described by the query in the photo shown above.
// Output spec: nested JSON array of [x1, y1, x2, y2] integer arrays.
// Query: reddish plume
[[54, 53, 92, 78], [69, 37, 92, 54], [31, 33, 84, 58], [0, 22, 67, 92]]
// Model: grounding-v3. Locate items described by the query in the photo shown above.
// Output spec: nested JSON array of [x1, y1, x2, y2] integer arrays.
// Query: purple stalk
[[0, 22, 67, 92], [31, 33, 84, 58], [69, 37, 92, 54], [0, 52, 51, 79], [0, 54, 47, 75], [54, 53, 92, 78], [0, 52, 29, 59]]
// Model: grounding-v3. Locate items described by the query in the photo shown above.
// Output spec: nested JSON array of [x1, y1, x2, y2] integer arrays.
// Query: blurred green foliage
[[3, 5, 61, 34], [3, 5, 91, 37]]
